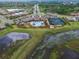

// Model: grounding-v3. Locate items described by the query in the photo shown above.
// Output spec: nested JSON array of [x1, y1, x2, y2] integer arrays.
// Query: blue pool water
[[30, 21, 45, 27], [48, 18, 65, 25]]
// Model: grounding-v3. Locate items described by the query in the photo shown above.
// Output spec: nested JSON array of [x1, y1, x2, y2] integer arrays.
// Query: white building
[[0, 8, 8, 15], [0, 15, 14, 29], [0, 24, 6, 29], [7, 9, 28, 17], [7, 9, 24, 13], [66, 16, 78, 21]]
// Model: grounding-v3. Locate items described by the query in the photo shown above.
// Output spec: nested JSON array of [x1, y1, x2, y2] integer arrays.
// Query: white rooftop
[[7, 9, 24, 13]]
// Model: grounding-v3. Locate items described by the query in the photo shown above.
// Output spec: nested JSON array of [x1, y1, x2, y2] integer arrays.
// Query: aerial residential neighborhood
[[0, 4, 67, 29], [0, 0, 79, 59]]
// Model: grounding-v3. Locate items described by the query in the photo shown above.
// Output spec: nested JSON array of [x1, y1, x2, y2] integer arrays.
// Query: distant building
[[0, 15, 14, 29], [45, 13, 58, 18], [0, 24, 6, 29], [0, 8, 8, 15], [5, 20, 14, 25], [7, 9, 25, 13], [0, 8, 28, 17], [66, 16, 79, 21], [70, 13, 79, 16], [7, 9, 28, 17]]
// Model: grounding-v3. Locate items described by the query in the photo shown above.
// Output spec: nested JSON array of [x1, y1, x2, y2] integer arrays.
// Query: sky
[[0, 0, 79, 2], [0, 0, 50, 2]]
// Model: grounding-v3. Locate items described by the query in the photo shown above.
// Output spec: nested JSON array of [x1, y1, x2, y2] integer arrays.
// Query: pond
[[6, 32, 30, 42], [60, 48, 79, 59], [0, 32, 31, 51], [45, 30, 79, 47], [28, 30, 79, 59]]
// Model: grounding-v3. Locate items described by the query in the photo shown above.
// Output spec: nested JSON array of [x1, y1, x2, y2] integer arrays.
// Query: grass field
[[64, 39, 79, 52], [0, 22, 79, 59], [0, 20, 1, 23], [49, 48, 59, 59]]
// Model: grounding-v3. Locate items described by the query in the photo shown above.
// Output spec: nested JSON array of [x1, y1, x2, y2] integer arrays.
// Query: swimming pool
[[30, 21, 45, 27]]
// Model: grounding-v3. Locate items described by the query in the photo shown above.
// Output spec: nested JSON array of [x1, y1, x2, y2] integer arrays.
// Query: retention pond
[[27, 30, 79, 59]]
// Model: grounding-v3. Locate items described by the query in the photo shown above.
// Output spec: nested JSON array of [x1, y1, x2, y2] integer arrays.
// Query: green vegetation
[[49, 39, 79, 59], [0, 20, 1, 23], [40, 4, 79, 15], [10, 29, 47, 59], [0, 2, 79, 59], [0, 22, 79, 59], [2, 40, 29, 59], [64, 39, 79, 52], [0, 28, 49, 59], [49, 48, 59, 59], [0, 2, 79, 15]]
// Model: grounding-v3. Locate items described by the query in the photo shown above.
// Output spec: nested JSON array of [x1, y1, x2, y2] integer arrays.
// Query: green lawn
[[10, 29, 48, 59], [0, 22, 79, 59], [64, 39, 79, 52], [0, 20, 1, 23], [49, 48, 59, 59], [49, 39, 79, 59]]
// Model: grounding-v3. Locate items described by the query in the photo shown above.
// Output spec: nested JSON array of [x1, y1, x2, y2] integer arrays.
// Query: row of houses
[[66, 12, 79, 21], [66, 16, 79, 21], [0, 15, 14, 29], [14, 15, 66, 28], [1, 8, 79, 29], [0, 12, 79, 29], [0, 8, 28, 29], [0, 8, 29, 18]]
